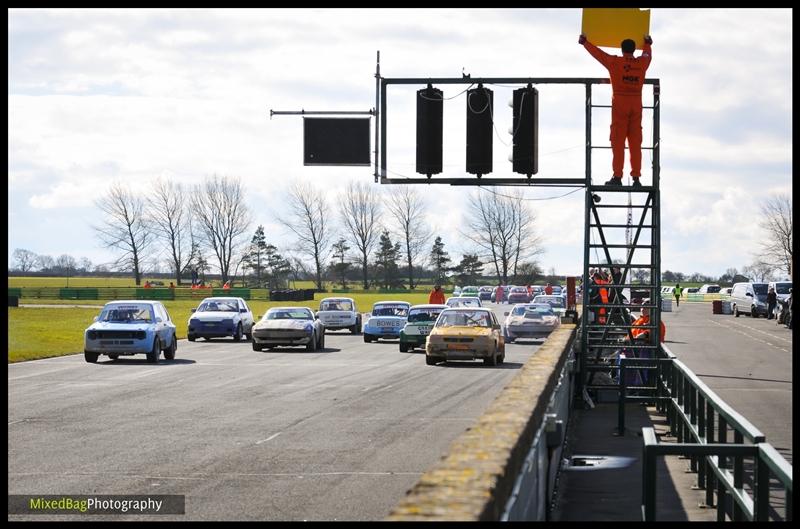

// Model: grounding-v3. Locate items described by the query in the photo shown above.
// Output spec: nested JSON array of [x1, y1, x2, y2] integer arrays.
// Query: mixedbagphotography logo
[[8, 495, 185, 515]]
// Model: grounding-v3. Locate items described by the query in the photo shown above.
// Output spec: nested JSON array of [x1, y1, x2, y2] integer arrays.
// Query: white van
[[730, 282, 769, 318], [698, 284, 721, 294], [768, 281, 792, 303]]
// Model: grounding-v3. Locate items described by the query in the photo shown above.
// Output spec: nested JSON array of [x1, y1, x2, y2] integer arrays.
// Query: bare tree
[[462, 189, 543, 284], [36, 254, 55, 273], [191, 175, 252, 284], [148, 178, 196, 286], [341, 182, 381, 289], [386, 187, 432, 290], [78, 257, 93, 273], [55, 254, 78, 274], [758, 193, 792, 277], [282, 181, 332, 290], [12, 248, 38, 272], [94, 182, 152, 285], [743, 260, 774, 282]]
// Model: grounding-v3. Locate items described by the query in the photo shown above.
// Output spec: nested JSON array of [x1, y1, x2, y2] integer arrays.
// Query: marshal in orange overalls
[[583, 37, 652, 181]]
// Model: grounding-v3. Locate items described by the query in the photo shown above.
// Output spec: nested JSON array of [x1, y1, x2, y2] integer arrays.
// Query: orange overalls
[[630, 314, 666, 343], [583, 40, 652, 178], [595, 277, 609, 324]]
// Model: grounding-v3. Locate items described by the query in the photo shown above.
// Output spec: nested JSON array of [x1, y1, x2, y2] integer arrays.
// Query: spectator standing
[[674, 283, 682, 307], [429, 284, 445, 305], [767, 287, 777, 320]]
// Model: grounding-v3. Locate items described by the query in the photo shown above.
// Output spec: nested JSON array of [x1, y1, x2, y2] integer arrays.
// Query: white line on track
[[9, 470, 422, 480], [706, 319, 790, 353], [255, 432, 282, 445]]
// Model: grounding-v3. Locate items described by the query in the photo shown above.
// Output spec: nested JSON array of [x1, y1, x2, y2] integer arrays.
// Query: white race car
[[316, 297, 362, 334], [503, 303, 560, 343]]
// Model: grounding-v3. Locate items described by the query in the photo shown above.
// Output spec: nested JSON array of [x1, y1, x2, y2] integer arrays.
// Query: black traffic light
[[466, 85, 493, 177], [512, 85, 538, 176], [416, 85, 443, 176]]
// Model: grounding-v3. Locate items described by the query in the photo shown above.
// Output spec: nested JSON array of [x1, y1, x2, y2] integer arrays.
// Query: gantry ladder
[[576, 79, 661, 406]]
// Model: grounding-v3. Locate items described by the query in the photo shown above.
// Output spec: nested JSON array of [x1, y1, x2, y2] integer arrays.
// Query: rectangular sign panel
[[303, 117, 370, 166], [582, 8, 651, 49]]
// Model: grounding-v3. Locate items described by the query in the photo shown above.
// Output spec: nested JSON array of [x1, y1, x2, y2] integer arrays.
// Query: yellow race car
[[425, 308, 505, 366]]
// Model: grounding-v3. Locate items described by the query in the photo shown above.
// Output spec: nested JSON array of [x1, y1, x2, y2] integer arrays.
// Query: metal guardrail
[[616, 345, 792, 521]]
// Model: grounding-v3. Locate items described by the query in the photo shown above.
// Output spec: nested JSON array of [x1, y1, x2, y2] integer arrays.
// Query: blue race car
[[84, 300, 177, 363], [363, 301, 411, 343]]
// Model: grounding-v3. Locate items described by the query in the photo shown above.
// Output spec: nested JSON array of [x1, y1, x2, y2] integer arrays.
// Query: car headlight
[[189, 318, 198, 325], [304, 323, 314, 333], [87, 330, 97, 340]]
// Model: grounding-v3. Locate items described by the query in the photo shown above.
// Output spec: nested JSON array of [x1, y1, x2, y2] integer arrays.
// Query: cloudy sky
[[8, 8, 792, 278]]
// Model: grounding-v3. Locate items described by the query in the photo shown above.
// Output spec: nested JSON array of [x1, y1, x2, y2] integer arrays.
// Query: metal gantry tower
[[577, 79, 661, 406]]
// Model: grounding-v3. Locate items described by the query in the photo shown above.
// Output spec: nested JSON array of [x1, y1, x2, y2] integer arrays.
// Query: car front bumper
[[364, 325, 402, 338], [252, 331, 313, 346]]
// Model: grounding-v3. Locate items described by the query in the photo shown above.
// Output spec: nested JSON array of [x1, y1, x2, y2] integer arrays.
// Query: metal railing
[[616, 345, 793, 521]]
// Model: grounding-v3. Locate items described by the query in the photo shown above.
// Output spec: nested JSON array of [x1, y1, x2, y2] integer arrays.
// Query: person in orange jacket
[[626, 306, 666, 344], [429, 284, 446, 305], [580, 33, 653, 187]]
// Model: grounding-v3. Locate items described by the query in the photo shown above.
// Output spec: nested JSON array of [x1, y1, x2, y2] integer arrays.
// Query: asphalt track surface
[[661, 303, 793, 464], [8, 303, 538, 521]]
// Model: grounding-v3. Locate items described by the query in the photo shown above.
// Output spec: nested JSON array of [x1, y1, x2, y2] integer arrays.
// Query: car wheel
[[84, 352, 99, 363], [484, 348, 498, 366], [734, 305, 740, 317], [319, 333, 325, 351], [425, 355, 438, 366], [252, 342, 262, 352], [399, 342, 409, 353], [147, 339, 160, 363], [188, 334, 196, 342], [233, 323, 243, 342], [164, 335, 177, 360], [307, 333, 317, 352], [108, 354, 119, 361], [751, 307, 758, 318], [364, 334, 372, 343]]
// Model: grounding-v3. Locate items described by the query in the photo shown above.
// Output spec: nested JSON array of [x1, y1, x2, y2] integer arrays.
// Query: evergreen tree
[[452, 253, 483, 285], [374, 231, 402, 289], [429, 236, 452, 284], [243, 226, 269, 284], [330, 238, 351, 289]]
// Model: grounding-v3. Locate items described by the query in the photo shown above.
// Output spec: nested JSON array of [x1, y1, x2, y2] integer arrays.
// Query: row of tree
[[65, 176, 544, 288]]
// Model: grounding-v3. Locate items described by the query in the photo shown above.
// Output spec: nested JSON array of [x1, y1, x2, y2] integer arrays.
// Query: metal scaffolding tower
[[576, 79, 661, 406]]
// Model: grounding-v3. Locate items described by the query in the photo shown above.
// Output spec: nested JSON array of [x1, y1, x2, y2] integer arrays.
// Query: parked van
[[768, 281, 792, 303], [698, 284, 721, 294], [730, 282, 769, 318]]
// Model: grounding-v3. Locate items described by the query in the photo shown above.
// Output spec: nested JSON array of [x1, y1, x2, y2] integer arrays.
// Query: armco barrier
[[387, 320, 578, 521]]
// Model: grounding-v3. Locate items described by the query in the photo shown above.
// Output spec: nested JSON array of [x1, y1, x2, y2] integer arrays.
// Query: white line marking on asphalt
[[255, 432, 282, 444], [8, 419, 27, 425], [706, 319, 790, 353]]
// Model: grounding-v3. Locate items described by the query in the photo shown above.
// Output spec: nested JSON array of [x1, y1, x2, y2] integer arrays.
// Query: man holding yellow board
[[580, 8, 652, 187]]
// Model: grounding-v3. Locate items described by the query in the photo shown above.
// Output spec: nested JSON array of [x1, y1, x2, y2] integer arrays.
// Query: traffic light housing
[[512, 85, 538, 176], [466, 86, 493, 177], [416, 85, 443, 176]]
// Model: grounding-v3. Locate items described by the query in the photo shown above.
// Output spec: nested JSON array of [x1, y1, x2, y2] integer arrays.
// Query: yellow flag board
[[581, 8, 651, 49]]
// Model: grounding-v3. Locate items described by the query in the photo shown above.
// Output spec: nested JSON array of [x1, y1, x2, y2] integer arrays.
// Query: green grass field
[[8, 292, 434, 363], [7, 276, 324, 289]]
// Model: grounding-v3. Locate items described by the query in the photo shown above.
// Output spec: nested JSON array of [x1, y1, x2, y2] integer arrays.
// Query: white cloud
[[8, 8, 792, 278]]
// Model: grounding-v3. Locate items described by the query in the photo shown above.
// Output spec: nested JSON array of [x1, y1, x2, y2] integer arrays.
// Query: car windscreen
[[372, 305, 409, 317], [407, 309, 443, 322], [775, 283, 791, 294], [753, 284, 768, 295], [512, 304, 554, 317], [265, 310, 312, 320], [511, 287, 527, 293], [533, 296, 565, 308], [320, 300, 353, 311], [435, 310, 492, 328], [99, 304, 154, 322], [198, 300, 239, 312]]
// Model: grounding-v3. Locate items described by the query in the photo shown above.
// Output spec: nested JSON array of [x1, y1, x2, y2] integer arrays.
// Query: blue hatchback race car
[[83, 300, 177, 363], [363, 301, 411, 343]]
